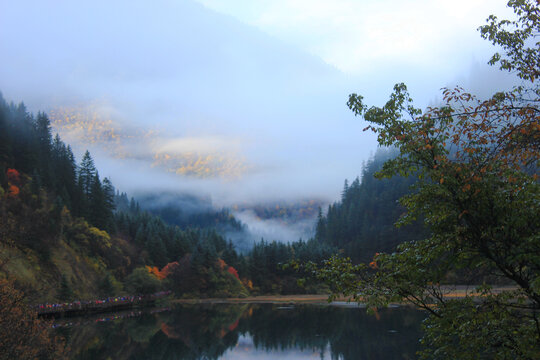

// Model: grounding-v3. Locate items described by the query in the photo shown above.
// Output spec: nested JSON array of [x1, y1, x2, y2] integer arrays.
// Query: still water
[[54, 303, 426, 360]]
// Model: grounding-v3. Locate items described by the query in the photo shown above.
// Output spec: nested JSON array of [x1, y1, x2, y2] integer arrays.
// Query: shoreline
[[172, 294, 337, 305], [45, 286, 519, 322], [42, 286, 519, 318], [173, 286, 519, 305]]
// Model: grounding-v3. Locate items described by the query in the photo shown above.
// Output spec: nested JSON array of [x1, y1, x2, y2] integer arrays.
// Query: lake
[[53, 303, 426, 360]]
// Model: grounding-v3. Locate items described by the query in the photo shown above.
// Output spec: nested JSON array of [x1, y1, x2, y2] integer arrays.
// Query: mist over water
[[226, 209, 317, 249]]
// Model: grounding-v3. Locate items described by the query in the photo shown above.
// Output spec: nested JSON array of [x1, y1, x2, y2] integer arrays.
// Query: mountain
[[314, 148, 428, 263], [0, 0, 372, 207], [0, 94, 250, 301]]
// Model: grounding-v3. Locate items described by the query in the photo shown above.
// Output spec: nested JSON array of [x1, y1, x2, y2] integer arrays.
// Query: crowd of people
[[36, 291, 172, 315], [50, 307, 171, 329]]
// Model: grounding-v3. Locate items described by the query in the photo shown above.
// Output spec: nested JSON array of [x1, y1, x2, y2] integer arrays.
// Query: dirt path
[[172, 286, 518, 305], [173, 294, 335, 304]]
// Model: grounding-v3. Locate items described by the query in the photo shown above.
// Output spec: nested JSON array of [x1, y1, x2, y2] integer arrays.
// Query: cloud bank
[[0, 0, 516, 214]]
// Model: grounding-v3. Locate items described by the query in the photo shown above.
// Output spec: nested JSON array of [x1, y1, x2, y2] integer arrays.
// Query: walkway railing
[[35, 291, 171, 318]]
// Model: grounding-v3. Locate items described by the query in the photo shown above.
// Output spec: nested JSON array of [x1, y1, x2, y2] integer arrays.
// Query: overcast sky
[[0, 0, 516, 206]]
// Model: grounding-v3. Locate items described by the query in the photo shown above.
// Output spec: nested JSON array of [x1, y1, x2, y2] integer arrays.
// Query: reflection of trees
[[242, 305, 425, 360], [138, 304, 246, 360], [61, 305, 247, 360], [61, 304, 425, 360]]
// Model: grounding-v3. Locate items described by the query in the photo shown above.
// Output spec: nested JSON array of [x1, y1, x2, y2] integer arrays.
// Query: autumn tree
[[313, 1, 540, 359], [0, 278, 65, 359]]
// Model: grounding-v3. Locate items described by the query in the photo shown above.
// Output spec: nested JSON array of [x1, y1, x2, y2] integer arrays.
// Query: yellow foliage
[[88, 227, 112, 248]]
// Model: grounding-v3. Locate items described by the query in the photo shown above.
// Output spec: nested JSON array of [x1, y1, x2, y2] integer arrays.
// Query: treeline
[[129, 192, 244, 233], [314, 148, 428, 263], [0, 95, 115, 232], [233, 149, 427, 292], [244, 149, 427, 292], [233, 199, 323, 224], [0, 93, 331, 301], [247, 238, 334, 293], [0, 91, 423, 300], [0, 94, 250, 299]]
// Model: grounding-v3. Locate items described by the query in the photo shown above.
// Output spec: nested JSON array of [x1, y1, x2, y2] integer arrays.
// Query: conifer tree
[[78, 150, 96, 198], [35, 112, 52, 186], [89, 172, 105, 229], [0, 94, 11, 164], [58, 275, 73, 301], [11, 103, 37, 173]]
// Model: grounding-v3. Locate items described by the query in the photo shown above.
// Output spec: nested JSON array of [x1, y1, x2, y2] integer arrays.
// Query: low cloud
[[226, 209, 317, 251], [154, 136, 243, 155], [0, 0, 515, 236]]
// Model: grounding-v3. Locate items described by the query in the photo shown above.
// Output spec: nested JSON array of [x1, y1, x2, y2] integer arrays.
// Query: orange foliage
[[0, 279, 66, 359], [6, 168, 20, 183], [242, 278, 253, 290], [216, 258, 227, 271], [227, 266, 239, 280], [161, 323, 180, 339], [145, 262, 180, 280], [369, 253, 379, 269], [145, 266, 165, 280], [8, 185, 20, 198], [160, 261, 179, 278], [227, 319, 239, 331]]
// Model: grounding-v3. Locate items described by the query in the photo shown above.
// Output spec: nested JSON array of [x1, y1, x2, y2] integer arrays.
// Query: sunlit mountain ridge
[[49, 103, 249, 179]]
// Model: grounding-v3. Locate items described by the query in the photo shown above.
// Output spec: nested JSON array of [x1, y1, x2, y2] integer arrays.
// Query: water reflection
[[55, 304, 426, 360]]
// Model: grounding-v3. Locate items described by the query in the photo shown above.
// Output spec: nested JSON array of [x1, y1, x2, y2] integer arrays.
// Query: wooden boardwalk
[[36, 291, 171, 318]]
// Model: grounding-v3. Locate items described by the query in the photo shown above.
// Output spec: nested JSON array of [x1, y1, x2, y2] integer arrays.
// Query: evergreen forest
[[0, 91, 423, 304]]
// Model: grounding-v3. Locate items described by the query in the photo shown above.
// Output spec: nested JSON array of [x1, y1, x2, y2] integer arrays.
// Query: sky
[[194, 0, 510, 76], [220, 334, 332, 360], [0, 0, 516, 209]]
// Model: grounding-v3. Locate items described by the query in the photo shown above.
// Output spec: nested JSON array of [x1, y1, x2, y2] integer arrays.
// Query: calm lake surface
[[54, 303, 426, 360]]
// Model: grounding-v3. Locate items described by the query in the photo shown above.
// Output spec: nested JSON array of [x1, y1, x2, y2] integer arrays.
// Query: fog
[[0, 0, 375, 205], [0, 0, 517, 242]]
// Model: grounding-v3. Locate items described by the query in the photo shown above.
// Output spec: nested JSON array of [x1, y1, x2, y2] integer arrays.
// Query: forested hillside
[[125, 192, 244, 234], [0, 94, 251, 301], [314, 148, 427, 263], [0, 93, 340, 302], [0, 91, 429, 302]]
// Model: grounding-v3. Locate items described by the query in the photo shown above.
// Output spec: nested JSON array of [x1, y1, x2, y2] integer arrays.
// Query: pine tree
[[222, 240, 239, 268], [147, 233, 167, 267], [58, 275, 73, 301], [102, 178, 115, 211], [0, 94, 11, 164], [35, 112, 52, 186], [78, 150, 96, 198], [101, 177, 116, 231], [341, 179, 349, 202], [315, 207, 326, 242], [11, 103, 37, 173], [134, 224, 146, 246], [64, 145, 80, 213], [35, 112, 52, 152], [98, 274, 117, 297], [89, 172, 114, 231]]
